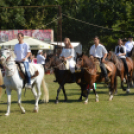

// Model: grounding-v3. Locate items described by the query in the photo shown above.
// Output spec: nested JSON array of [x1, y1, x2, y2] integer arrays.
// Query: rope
[[44, 17, 62, 27], [62, 13, 132, 33]]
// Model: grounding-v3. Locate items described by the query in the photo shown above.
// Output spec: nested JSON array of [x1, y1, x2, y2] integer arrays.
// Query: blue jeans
[[23, 62, 31, 84]]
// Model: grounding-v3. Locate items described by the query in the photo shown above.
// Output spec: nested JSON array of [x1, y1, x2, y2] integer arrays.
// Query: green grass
[[0, 75, 134, 134]]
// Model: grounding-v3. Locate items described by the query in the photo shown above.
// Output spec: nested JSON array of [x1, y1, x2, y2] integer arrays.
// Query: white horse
[[0, 49, 49, 116]]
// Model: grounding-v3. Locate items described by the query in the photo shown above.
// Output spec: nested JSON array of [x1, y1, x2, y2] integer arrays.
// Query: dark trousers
[[96, 58, 108, 77], [120, 58, 128, 74], [126, 51, 131, 57]]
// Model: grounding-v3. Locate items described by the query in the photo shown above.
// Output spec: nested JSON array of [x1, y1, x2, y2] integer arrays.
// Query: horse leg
[[56, 85, 63, 104], [121, 74, 126, 91], [84, 89, 90, 104], [62, 85, 67, 102], [109, 77, 114, 101], [5, 88, 11, 116], [114, 76, 118, 95], [78, 92, 83, 101], [17, 88, 25, 114], [31, 85, 40, 113], [93, 87, 99, 102]]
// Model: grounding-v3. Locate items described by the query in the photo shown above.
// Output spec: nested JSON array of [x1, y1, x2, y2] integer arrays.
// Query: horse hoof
[[84, 101, 88, 104], [21, 111, 25, 114], [55, 101, 59, 104], [96, 99, 99, 102], [109, 98, 113, 101], [126, 89, 130, 94], [33, 109, 38, 113], [78, 99, 82, 102], [5, 113, 10, 116]]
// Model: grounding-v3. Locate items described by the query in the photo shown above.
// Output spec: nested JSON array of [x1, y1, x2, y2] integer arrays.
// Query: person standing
[[89, 36, 109, 83], [37, 50, 46, 67], [125, 35, 134, 57], [14, 33, 32, 89]]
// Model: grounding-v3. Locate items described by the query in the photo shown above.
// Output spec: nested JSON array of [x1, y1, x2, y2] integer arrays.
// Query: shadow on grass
[[116, 92, 134, 96]]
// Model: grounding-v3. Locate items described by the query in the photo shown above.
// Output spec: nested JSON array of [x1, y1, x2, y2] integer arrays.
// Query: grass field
[[0, 75, 134, 134]]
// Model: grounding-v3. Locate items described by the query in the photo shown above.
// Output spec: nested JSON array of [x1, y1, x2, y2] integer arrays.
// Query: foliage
[[0, 0, 134, 52]]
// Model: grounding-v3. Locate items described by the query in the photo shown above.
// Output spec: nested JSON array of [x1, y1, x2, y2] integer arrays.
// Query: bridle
[[46, 57, 65, 70]]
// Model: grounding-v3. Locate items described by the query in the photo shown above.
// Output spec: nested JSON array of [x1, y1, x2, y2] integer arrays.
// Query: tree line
[[0, 0, 134, 53]]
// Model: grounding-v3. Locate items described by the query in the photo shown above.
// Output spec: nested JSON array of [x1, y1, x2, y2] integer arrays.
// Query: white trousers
[[68, 60, 76, 73]]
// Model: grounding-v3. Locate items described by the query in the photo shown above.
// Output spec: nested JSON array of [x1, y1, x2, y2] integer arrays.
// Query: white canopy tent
[[0, 36, 54, 50], [51, 42, 82, 54]]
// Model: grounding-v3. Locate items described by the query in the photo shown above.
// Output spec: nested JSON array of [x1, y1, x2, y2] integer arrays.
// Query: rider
[[125, 35, 134, 57], [60, 38, 76, 82], [89, 36, 109, 83], [14, 33, 32, 89], [115, 39, 129, 76]]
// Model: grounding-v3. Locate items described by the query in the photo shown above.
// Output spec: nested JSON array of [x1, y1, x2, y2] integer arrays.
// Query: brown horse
[[76, 53, 117, 103], [45, 54, 99, 104], [107, 51, 133, 93]]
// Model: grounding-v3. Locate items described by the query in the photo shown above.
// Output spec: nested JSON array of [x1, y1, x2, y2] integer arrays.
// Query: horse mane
[[82, 55, 95, 69], [109, 51, 123, 70]]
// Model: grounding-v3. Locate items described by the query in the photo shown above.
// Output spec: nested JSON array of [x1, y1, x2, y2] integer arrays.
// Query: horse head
[[45, 53, 61, 70], [107, 51, 118, 64], [76, 52, 95, 70], [0, 49, 13, 63], [76, 52, 84, 69]]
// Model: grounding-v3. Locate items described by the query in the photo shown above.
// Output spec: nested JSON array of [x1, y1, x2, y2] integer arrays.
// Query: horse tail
[[41, 76, 49, 103], [0, 69, 3, 99]]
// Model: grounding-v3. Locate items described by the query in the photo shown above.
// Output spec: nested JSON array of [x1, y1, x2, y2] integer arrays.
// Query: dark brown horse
[[76, 53, 117, 103], [107, 51, 133, 93], [45, 54, 99, 104]]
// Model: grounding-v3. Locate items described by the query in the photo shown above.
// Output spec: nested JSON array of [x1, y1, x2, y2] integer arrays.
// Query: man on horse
[[89, 36, 109, 83], [14, 33, 32, 89], [125, 35, 134, 57]]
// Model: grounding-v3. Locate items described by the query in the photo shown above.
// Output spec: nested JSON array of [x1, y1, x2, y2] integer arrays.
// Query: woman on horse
[[115, 39, 129, 76], [60, 38, 76, 82]]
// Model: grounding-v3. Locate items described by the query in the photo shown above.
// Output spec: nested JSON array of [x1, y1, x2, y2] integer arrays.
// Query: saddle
[[94, 59, 112, 73], [16, 62, 39, 80]]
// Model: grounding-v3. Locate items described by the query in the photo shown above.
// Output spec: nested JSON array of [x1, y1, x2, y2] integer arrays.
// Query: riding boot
[[105, 76, 109, 83], [71, 73, 76, 83]]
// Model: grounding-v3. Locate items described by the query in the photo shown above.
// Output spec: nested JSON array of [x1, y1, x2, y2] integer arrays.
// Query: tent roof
[[0, 36, 54, 50], [0, 36, 50, 46]]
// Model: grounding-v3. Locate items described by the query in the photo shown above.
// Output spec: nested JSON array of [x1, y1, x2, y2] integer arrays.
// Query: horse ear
[[81, 52, 84, 57]]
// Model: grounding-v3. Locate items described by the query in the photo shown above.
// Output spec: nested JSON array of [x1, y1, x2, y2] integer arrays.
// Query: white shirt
[[125, 41, 134, 52], [89, 44, 107, 58], [115, 45, 126, 58], [60, 48, 75, 61], [14, 42, 31, 62], [37, 54, 45, 64]]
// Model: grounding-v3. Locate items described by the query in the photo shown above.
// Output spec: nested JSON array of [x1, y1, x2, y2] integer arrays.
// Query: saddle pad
[[19, 63, 38, 76], [95, 62, 112, 73]]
